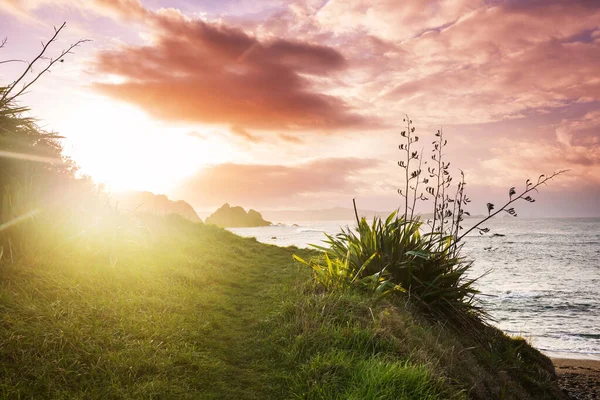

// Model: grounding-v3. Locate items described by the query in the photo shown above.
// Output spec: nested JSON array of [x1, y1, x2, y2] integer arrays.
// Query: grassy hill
[[0, 215, 564, 399]]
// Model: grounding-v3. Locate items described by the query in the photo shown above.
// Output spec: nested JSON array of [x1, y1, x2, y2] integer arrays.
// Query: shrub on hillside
[[295, 117, 565, 322]]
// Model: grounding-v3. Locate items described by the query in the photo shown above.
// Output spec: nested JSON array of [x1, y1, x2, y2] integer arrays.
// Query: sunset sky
[[1, 0, 599, 216]]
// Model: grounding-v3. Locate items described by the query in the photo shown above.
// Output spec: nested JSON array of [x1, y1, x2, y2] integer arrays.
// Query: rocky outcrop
[[205, 203, 271, 228], [114, 191, 201, 222]]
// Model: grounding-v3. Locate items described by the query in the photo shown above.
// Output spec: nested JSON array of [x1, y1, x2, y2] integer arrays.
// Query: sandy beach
[[553, 358, 600, 400]]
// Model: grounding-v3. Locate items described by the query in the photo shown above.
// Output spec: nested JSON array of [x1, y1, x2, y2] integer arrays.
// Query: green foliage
[[0, 87, 58, 259], [292, 252, 388, 294], [296, 212, 483, 319], [293, 253, 351, 291], [295, 115, 565, 323]]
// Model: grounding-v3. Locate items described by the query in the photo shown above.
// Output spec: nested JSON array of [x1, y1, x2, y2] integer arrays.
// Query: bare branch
[[0, 59, 28, 65], [0, 38, 26, 64], [456, 170, 568, 243], [0, 22, 90, 104], [1, 22, 67, 103]]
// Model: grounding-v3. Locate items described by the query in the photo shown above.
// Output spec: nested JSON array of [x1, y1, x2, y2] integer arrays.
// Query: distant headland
[[113, 191, 201, 222], [205, 203, 271, 228]]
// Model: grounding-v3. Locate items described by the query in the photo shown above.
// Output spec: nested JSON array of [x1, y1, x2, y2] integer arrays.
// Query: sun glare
[[55, 95, 234, 194]]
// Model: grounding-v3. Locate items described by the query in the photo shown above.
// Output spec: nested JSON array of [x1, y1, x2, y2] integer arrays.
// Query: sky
[[0, 0, 599, 217]]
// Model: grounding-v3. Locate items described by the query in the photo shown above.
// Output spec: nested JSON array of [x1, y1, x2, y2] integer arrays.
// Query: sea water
[[229, 217, 600, 360]]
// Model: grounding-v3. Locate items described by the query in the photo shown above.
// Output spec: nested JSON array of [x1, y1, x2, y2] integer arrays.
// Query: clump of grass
[[297, 350, 443, 400], [295, 213, 484, 322], [295, 116, 566, 325], [277, 285, 461, 399], [278, 277, 564, 399]]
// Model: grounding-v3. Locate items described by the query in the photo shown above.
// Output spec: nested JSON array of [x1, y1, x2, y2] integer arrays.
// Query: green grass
[[0, 215, 564, 399], [304, 212, 483, 319], [0, 217, 304, 399]]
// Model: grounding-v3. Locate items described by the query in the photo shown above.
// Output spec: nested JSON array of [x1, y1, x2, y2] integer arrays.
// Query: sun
[[55, 95, 234, 194]]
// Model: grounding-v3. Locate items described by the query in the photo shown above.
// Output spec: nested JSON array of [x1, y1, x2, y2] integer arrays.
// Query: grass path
[[180, 234, 305, 399], [0, 220, 310, 399]]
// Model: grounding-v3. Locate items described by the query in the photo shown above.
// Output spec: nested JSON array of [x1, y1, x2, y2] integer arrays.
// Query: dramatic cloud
[[90, 5, 370, 132], [243, 0, 600, 128], [173, 157, 380, 208]]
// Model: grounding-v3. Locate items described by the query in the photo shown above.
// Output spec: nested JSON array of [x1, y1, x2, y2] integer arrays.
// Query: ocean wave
[[571, 333, 600, 339]]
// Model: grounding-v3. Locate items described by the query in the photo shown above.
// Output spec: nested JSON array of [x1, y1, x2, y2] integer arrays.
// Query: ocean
[[229, 217, 600, 360]]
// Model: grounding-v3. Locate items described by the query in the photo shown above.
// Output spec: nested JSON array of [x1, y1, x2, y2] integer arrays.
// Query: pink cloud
[[315, 0, 482, 41], [227, 1, 600, 133], [373, 2, 600, 123], [3, 0, 600, 215], [89, 6, 373, 132], [0, 0, 149, 21], [172, 157, 381, 208], [471, 111, 600, 189]]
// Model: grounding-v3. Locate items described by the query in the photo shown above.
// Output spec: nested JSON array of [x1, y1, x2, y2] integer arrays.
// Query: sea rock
[[206, 203, 271, 228]]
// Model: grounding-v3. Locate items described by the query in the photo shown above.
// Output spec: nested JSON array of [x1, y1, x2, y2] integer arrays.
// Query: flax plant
[[296, 115, 566, 323]]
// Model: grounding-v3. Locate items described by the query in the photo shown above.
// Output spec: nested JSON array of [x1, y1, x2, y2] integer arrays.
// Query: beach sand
[[553, 358, 600, 400]]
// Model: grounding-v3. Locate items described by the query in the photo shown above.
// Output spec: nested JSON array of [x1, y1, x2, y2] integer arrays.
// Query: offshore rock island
[[206, 203, 271, 228]]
